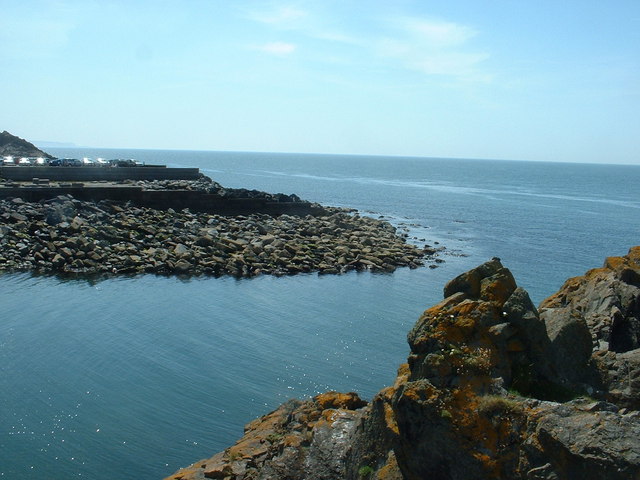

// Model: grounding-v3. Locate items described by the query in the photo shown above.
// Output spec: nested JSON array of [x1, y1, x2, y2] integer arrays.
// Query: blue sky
[[1, 1, 639, 164]]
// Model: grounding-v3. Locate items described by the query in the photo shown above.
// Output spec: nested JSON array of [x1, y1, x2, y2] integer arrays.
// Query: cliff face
[[166, 247, 640, 480], [0, 130, 54, 159]]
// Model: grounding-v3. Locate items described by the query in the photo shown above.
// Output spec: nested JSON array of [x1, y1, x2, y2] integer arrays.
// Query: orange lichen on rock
[[628, 245, 640, 262], [480, 271, 517, 304], [314, 391, 366, 410], [399, 379, 441, 403], [318, 410, 337, 425], [452, 299, 486, 316], [444, 387, 525, 479], [604, 246, 640, 273], [394, 363, 410, 386], [433, 313, 478, 344], [544, 247, 640, 310], [424, 292, 468, 315], [376, 386, 400, 435], [165, 464, 206, 480], [375, 451, 404, 480], [605, 255, 628, 272]]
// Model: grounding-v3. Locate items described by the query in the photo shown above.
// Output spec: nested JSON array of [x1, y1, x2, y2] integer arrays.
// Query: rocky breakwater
[[167, 247, 640, 480], [131, 177, 304, 202], [0, 195, 437, 277]]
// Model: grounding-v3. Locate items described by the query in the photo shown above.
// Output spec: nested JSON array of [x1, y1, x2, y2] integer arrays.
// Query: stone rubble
[[0, 194, 440, 278], [128, 177, 305, 203]]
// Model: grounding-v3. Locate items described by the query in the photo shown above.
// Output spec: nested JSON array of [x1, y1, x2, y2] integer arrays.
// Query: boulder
[[44, 197, 77, 226]]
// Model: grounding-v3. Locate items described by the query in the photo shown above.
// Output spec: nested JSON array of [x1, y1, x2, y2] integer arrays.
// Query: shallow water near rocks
[[1, 151, 639, 479]]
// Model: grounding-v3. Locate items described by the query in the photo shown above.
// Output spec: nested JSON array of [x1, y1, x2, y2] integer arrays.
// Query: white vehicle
[[35, 157, 46, 165], [3, 156, 14, 165], [96, 157, 108, 165], [82, 157, 94, 165], [18, 157, 31, 165]]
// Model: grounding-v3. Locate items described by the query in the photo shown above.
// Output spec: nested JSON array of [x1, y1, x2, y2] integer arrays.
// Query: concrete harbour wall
[[0, 185, 325, 216], [0, 166, 200, 182]]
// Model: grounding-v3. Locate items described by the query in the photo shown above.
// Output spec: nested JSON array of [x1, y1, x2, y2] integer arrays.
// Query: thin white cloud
[[311, 30, 362, 46], [255, 41, 297, 55], [246, 3, 359, 45], [249, 5, 307, 25], [244, 7, 489, 81], [378, 17, 490, 81], [411, 52, 490, 77], [403, 18, 477, 48]]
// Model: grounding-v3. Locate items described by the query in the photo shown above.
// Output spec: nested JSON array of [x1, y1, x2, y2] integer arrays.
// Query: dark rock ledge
[[166, 247, 640, 480], [0, 190, 439, 278]]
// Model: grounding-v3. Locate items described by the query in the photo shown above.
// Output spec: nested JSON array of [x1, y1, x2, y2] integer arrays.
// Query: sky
[[1, 1, 639, 164]]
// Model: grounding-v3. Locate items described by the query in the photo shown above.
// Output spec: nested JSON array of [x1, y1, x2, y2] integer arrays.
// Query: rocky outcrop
[[167, 392, 368, 480], [167, 248, 640, 480], [0, 130, 54, 159], [539, 246, 640, 408], [0, 195, 437, 278]]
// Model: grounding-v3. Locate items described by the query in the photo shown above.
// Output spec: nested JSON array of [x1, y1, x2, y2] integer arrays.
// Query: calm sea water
[[1, 150, 638, 479]]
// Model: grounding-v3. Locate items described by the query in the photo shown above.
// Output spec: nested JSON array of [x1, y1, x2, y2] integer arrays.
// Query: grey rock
[[44, 201, 77, 226], [546, 313, 594, 385], [173, 243, 190, 257], [525, 404, 640, 480], [539, 247, 640, 407]]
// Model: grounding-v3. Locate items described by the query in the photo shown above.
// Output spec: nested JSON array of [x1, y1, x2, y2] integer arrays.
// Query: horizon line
[[36, 144, 640, 167]]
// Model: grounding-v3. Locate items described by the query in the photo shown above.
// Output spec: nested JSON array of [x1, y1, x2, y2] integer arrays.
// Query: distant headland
[[0, 130, 55, 160]]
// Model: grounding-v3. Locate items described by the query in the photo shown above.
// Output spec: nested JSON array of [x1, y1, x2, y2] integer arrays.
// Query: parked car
[[63, 158, 82, 166], [109, 159, 136, 167]]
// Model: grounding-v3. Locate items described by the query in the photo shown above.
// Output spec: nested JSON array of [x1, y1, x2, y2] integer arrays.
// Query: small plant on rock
[[477, 395, 522, 416], [440, 409, 453, 419], [358, 465, 374, 479], [265, 432, 283, 444]]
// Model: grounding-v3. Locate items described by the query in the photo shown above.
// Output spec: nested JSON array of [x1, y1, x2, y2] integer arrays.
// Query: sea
[[1, 149, 638, 479]]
